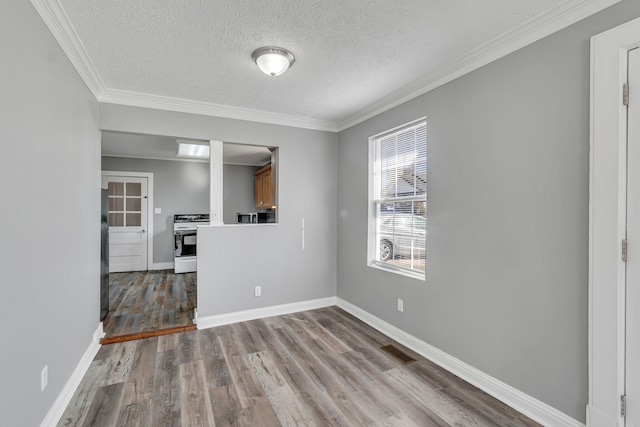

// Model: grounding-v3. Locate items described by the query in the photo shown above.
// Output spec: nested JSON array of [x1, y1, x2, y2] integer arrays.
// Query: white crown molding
[[40, 323, 103, 427], [30, 0, 336, 132], [34, 0, 619, 133], [98, 89, 338, 132], [336, 0, 621, 132], [336, 298, 584, 427], [30, 0, 104, 99], [196, 297, 337, 329]]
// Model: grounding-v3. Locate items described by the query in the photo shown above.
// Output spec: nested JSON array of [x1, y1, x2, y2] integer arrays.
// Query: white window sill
[[368, 261, 425, 281]]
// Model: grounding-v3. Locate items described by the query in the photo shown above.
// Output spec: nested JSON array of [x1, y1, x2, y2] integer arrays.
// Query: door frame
[[102, 170, 154, 271], [589, 16, 640, 426]]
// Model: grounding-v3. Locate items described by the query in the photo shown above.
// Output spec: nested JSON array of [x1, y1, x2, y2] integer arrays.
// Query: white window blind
[[371, 120, 427, 277]]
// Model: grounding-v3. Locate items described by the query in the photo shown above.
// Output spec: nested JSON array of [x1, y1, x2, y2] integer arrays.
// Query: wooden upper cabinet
[[255, 164, 274, 209]]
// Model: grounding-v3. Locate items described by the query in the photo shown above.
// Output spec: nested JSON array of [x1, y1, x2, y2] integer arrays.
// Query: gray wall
[[98, 104, 338, 317], [0, 2, 100, 426], [8, 1, 637, 424], [336, 0, 640, 422], [223, 164, 259, 224], [101, 156, 210, 264]]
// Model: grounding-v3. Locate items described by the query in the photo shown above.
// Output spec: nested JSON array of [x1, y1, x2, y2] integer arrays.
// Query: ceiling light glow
[[177, 141, 210, 158], [252, 47, 295, 77]]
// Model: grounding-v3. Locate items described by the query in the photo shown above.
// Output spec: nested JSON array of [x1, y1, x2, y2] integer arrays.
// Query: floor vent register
[[380, 344, 417, 364]]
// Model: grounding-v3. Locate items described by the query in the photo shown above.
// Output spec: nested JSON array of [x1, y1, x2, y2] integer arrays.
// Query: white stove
[[174, 214, 209, 273]]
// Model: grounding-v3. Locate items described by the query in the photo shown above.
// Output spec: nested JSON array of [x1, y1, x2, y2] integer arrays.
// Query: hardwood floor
[[103, 270, 196, 342], [60, 307, 541, 426]]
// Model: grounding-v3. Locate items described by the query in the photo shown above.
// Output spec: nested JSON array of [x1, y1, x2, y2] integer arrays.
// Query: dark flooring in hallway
[[103, 270, 196, 342]]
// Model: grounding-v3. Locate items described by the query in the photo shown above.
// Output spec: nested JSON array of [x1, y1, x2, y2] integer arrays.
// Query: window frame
[[367, 117, 427, 281]]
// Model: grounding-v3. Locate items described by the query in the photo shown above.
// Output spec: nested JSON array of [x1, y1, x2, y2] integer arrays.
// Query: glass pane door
[[108, 181, 142, 227]]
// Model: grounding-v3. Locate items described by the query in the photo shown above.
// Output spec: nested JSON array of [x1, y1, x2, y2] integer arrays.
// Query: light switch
[[154, 208, 162, 214]]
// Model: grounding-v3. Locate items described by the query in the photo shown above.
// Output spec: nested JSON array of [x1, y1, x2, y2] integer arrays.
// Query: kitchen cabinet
[[255, 164, 274, 209]]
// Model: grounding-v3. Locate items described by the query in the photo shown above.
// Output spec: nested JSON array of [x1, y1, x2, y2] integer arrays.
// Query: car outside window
[[369, 119, 427, 279]]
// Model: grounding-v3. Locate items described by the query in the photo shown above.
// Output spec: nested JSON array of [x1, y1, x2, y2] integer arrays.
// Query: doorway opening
[[589, 16, 640, 425], [100, 132, 210, 343], [100, 270, 197, 344]]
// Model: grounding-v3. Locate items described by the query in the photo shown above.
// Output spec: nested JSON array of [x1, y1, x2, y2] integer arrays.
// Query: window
[[369, 119, 427, 279]]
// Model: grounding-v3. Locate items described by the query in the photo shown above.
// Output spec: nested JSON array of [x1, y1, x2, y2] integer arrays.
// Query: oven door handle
[[174, 229, 196, 235]]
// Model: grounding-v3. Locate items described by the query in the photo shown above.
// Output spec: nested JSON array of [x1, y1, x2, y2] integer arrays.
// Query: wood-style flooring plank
[[284, 326, 399, 420], [280, 317, 450, 426], [276, 315, 451, 426], [151, 347, 181, 427], [101, 340, 137, 386], [216, 326, 280, 427], [209, 385, 244, 426], [297, 311, 353, 354], [385, 367, 480, 426], [114, 337, 158, 427], [338, 348, 457, 426], [314, 314, 395, 373], [59, 307, 543, 427], [80, 383, 126, 427], [252, 319, 353, 426], [103, 270, 196, 341], [115, 382, 151, 427], [179, 360, 216, 427], [246, 351, 313, 426], [381, 413, 423, 427], [273, 321, 382, 426], [57, 360, 109, 427]]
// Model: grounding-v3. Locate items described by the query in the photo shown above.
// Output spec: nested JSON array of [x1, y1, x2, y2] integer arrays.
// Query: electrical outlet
[[397, 298, 404, 312], [254, 286, 261, 297], [41, 365, 48, 391]]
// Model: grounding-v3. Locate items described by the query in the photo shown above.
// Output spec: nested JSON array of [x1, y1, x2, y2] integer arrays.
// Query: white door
[[626, 46, 640, 426], [102, 175, 148, 273]]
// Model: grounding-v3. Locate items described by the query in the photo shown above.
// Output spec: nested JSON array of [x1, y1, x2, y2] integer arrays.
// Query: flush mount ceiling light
[[177, 140, 210, 159], [251, 46, 295, 77]]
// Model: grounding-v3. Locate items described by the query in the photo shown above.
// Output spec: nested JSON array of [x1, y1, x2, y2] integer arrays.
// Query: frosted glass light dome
[[252, 47, 295, 77]]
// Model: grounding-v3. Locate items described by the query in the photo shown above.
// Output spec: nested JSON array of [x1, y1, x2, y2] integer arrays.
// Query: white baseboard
[[197, 297, 337, 329], [336, 298, 584, 427], [150, 262, 174, 270], [586, 405, 617, 427], [40, 323, 104, 427]]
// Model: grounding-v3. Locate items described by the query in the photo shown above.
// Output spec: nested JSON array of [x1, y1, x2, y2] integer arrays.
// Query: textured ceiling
[[60, 0, 583, 126]]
